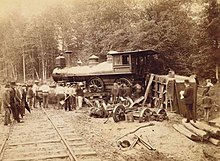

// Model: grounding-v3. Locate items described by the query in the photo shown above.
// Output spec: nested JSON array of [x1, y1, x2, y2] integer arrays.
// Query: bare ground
[[0, 106, 220, 161]]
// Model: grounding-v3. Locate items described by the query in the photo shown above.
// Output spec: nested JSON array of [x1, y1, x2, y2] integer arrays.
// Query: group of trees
[[0, 0, 219, 83]]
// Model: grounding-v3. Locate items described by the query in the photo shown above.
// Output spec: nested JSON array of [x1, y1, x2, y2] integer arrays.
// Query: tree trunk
[[216, 64, 219, 83]]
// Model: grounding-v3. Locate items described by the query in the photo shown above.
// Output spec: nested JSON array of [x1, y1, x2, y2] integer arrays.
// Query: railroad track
[[0, 108, 101, 161]]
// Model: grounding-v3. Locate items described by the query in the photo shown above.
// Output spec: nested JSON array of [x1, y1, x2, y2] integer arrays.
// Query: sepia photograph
[[0, 0, 219, 160]]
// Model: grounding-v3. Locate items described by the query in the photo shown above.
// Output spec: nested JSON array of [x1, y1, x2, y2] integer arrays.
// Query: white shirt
[[55, 86, 65, 95], [39, 84, 50, 93], [32, 84, 39, 94]]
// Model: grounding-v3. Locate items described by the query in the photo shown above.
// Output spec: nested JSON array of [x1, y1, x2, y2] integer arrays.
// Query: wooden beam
[[142, 74, 154, 107], [208, 137, 220, 146], [190, 121, 220, 136], [182, 119, 209, 140], [8, 139, 61, 146], [173, 124, 200, 141], [3, 153, 69, 161]]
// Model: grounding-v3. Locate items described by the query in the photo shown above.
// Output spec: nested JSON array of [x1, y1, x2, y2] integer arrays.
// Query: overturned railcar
[[52, 49, 160, 93]]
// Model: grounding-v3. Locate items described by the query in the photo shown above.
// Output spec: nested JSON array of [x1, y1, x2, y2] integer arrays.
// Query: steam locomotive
[[52, 49, 160, 93]]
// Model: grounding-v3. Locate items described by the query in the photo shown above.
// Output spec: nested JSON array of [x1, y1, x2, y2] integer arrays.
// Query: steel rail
[[41, 107, 78, 161], [0, 124, 14, 161]]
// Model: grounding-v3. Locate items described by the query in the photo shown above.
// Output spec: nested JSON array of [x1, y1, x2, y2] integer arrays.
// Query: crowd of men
[[2, 81, 26, 126], [1, 80, 85, 126]]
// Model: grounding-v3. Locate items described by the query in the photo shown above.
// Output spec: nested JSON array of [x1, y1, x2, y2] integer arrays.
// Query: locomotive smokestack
[[55, 54, 66, 68], [64, 50, 72, 67]]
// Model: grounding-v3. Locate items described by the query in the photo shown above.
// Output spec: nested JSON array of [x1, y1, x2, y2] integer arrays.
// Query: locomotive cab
[[108, 49, 159, 81]]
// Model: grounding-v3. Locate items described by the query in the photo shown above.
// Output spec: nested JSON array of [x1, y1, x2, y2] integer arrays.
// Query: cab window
[[122, 55, 129, 65]]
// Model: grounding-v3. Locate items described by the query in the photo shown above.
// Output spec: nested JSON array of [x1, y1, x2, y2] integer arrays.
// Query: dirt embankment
[[64, 109, 219, 161]]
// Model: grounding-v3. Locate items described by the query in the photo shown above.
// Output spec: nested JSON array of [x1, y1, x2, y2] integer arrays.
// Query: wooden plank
[[190, 121, 220, 136], [68, 142, 87, 146], [5, 144, 64, 153], [142, 74, 154, 107], [209, 121, 220, 129], [182, 119, 209, 140], [8, 139, 61, 146], [3, 153, 69, 161], [208, 137, 220, 146], [173, 124, 200, 141], [4, 148, 67, 157], [74, 150, 97, 156], [67, 137, 83, 141]]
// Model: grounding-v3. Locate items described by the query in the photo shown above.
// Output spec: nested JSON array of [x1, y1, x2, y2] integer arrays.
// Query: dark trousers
[[4, 107, 11, 125], [10, 104, 20, 122], [71, 96, 76, 110], [43, 94, 49, 108], [65, 95, 71, 111], [185, 104, 195, 122]]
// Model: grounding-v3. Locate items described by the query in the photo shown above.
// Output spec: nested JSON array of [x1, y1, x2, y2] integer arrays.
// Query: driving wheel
[[139, 108, 152, 123], [88, 77, 104, 93], [115, 78, 132, 87], [112, 104, 126, 122]]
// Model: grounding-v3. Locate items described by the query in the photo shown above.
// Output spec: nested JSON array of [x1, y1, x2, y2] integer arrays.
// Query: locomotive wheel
[[122, 97, 134, 108], [112, 104, 126, 122], [88, 77, 104, 93], [139, 108, 152, 123], [115, 78, 132, 87]]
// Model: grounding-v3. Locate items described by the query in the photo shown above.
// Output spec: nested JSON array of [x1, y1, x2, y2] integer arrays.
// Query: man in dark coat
[[111, 83, 119, 104], [2, 83, 11, 125], [183, 79, 196, 123], [10, 81, 23, 123]]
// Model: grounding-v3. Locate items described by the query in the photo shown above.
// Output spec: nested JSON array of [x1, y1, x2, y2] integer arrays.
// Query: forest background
[[0, 0, 219, 83]]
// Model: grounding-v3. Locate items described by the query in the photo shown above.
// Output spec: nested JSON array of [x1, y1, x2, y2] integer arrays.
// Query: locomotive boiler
[[52, 49, 160, 93]]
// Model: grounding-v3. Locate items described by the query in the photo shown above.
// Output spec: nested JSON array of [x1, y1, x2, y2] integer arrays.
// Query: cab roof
[[107, 49, 159, 56]]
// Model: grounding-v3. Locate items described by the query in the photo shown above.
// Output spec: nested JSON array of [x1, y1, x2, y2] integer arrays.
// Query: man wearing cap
[[32, 80, 39, 108], [2, 83, 12, 125], [183, 79, 196, 123]]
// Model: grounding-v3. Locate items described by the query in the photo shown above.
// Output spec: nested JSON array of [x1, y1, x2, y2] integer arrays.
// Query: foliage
[[193, 0, 220, 79], [0, 0, 219, 82]]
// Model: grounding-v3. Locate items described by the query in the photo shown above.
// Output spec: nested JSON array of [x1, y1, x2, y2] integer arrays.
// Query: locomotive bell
[[55, 54, 66, 68]]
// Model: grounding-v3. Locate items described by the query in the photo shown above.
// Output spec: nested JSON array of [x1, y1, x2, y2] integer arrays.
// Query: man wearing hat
[[32, 80, 40, 108], [2, 83, 12, 125], [76, 82, 84, 110], [10, 81, 23, 123], [183, 79, 196, 123], [64, 82, 72, 111]]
